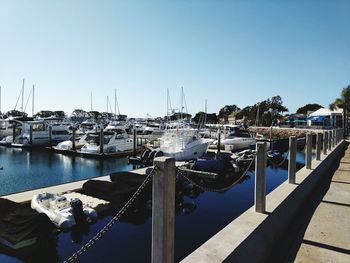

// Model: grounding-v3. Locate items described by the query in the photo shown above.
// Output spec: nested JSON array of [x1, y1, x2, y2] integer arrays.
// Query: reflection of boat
[[159, 128, 213, 161], [0, 198, 54, 249], [31, 193, 97, 229]]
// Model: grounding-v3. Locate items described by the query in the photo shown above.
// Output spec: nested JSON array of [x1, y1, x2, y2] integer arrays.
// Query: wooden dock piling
[[288, 136, 296, 184], [255, 142, 267, 213], [152, 157, 175, 263]]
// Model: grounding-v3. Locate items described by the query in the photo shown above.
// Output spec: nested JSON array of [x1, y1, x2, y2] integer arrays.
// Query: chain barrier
[[63, 168, 155, 263], [177, 155, 256, 193], [266, 151, 289, 167]]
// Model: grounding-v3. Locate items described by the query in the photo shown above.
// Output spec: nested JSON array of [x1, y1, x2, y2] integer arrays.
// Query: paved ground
[[291, 145, 350, 262]]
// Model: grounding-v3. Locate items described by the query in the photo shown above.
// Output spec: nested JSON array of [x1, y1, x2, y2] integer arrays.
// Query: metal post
[[29, 125, 33, 145], [99, 127, 104, 154], [217, 128, 221, 153], [332, 130, 335, 147], [152, 157, 175, 263], [306, 133, 312, 169], [72, 127, 76, 151], [328, 131, 332, 150], [12, 125, 15, 143], [255, 142, 267, 213], [133, 128, 137, 157], [316, 133, 322, 161], [48, 125, 52, 148], [288, 136, 297, 184], [323, 132, 328, 155]]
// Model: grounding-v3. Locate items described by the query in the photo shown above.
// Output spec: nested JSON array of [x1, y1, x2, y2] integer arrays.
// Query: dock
[[290, 144, 350, 262]]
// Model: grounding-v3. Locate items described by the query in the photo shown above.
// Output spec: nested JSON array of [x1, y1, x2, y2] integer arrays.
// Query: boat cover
[[0, 198, 54, 245], [83, 180, 142, 204], [110, 171, 147, 186]]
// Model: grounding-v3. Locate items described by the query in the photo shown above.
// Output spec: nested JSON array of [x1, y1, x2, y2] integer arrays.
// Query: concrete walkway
[[292, 146, 350, 262]]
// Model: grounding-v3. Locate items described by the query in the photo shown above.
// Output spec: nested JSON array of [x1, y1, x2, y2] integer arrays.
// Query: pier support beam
[[12, 125, 15, 143], [133, 128, 137, 157], [217, 128, 221, 153], [328, 131, 333, 151], [323, 132, 328, 155], [72, 127, 76, 151], [99, 128, 104, 154], [306, 134, 312, 169], [29, 125, 33, 145], [152, 157, 175, 263], [48, 125, 52, 148], [316, 133, 322, 161], [288, 136, 297, 184], [255, 142, 267, 213]]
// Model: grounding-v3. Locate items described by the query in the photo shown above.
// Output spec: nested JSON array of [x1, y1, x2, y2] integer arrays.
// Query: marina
[[0, 141, 304, 262], [1, 1, 349, 262]]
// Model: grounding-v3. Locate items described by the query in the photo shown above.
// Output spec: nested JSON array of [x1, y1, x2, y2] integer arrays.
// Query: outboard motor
[[70, 198, 86, 224]]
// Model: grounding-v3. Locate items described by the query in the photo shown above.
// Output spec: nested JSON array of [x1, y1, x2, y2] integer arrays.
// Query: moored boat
[[31, 193, 97, 229]]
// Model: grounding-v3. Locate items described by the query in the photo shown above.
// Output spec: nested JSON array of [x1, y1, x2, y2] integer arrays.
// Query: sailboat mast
[[0, 85, 2, 114], [181, 86, 183, 120], [204, 99, 207, 125], [32, 85, 35, 117], [90, 92, 93, 111], [21, 79, 25, 115], [106, 96, 109, 113]]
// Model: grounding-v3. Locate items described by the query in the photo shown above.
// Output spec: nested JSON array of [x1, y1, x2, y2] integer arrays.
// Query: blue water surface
[[0, 148, 306, 263]]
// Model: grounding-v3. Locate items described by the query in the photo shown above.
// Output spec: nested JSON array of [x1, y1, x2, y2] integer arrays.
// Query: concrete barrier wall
[[182, 140, 347, 263]]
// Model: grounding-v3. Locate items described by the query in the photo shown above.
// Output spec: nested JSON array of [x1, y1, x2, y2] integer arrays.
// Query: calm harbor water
[[0, 147, 306, 263]]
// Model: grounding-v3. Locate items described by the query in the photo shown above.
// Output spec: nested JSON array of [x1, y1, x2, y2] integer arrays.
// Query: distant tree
[[218, 105, 240, 123], [54, 111, 65, 118], [330, 85, 350, 132], [296, 104, 323, 114], [5, 110, 26, 118], [88, 111, 102, 120], [167, 112, 192, 121], [192, 112, 218, 124], [71, 109, 88, 122]]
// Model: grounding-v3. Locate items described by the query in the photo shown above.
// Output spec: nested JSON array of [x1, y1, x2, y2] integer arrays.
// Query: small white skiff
[[31, 193, 97, 229]]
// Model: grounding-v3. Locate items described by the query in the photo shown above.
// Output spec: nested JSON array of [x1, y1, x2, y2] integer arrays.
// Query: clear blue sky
[[0, 0, 349, 118]]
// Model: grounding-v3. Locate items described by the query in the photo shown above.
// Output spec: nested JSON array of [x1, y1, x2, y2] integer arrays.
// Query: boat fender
[[70, 198, 86, 224]]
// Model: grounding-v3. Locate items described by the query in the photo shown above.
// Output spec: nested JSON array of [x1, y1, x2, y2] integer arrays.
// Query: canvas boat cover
[[0, 198, 54, 246]]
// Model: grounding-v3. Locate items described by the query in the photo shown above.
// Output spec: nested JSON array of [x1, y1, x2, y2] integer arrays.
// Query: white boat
[[13, 121, 71, 146], [213, 126, 256, 151], [77, 120, 99, 135], [31, 193, 97, 229], [55, 133, 99, 151], [80, 130, 133, 154], [0, 118, 14, 140], [0, 135, 13, 146], [159, 128, 213, 161]]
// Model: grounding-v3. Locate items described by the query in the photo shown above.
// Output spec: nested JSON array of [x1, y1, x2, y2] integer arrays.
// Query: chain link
[[63, 168, 155, 263], [177, 155, 256, 193]]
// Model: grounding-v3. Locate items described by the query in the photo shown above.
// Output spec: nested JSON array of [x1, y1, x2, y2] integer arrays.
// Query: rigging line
[[24, 88, 33, 112], [13, 89, 22, 111]]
